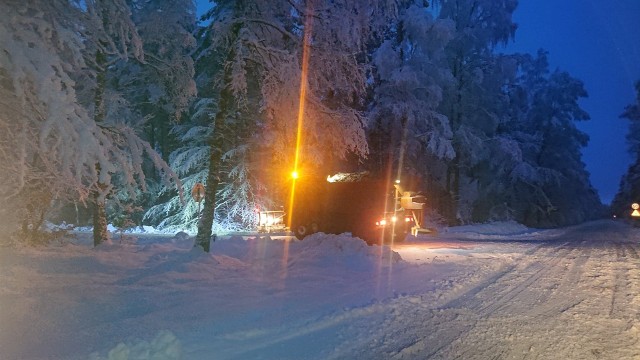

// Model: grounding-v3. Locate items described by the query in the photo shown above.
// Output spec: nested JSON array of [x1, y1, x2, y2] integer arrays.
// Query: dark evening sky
[[195, 0, 640, 204]]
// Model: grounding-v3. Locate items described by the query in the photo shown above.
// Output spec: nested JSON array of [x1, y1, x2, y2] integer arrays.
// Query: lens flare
[[283, 5, 315, 282], [287, 7, 313, 230]]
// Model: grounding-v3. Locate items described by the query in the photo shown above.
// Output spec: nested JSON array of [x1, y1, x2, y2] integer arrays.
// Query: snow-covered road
[[330, 221, 640, 359], [1, 220, 639, 359]]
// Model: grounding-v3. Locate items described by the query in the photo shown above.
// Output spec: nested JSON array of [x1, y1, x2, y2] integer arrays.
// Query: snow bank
[[89, 330, 181, 360], [286, 232, 402, 270], [439, 221, 567, 241], [444, 221, 530, 235], [210, 232, 403, 271]]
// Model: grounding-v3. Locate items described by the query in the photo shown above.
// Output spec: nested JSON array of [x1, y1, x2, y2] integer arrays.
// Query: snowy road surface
[[1, 220, 639, 359], [336, 221, 640, 359]]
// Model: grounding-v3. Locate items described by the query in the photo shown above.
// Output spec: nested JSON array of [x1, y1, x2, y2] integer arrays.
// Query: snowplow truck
[[287, 172, 433, 244]]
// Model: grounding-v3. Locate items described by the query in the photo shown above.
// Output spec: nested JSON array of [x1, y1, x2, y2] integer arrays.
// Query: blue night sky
[[196, 0, 640, 205], [506, 0, 640, 204]]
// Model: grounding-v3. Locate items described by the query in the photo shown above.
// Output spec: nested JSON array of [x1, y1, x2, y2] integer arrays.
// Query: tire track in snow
[[473, 243, 576, 316], [436, 242, 553, 311], [338, 243, 571, 359], [624, 243, 639, 259], [414, 237, 637, 359], [623, 241, 640, 321], [484, 239, 591, 319], [328, 222, 640, 359], [609, 241, 640, 322], [433, 237, 639, 360], [609, 242, 624, 319], [437, 241, 576, 317], [384, 242, 574, 359], [412, 241, 578, 359], [529, 239, 591, 318]]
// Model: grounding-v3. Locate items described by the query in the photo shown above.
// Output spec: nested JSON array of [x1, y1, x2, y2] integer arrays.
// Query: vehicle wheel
[[383, 227, 407, 243], [392, 230, 407, 242], [310, 221, 320, 233], [295, 224, 307, 240]]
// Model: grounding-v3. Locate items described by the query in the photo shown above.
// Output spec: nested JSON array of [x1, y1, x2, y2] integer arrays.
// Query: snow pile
[[208, 232, 402, 271], [89, 330, 181, 360], [440, 220, 567, 241], [444, 221, 530, 235], [286, 232, 402, 270]]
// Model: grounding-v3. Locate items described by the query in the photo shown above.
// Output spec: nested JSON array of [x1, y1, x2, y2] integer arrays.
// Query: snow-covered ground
[[1, 220, 639, 359]]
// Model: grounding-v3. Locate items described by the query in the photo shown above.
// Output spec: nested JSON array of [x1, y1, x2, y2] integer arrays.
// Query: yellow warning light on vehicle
[[631, 203, 640, 217]]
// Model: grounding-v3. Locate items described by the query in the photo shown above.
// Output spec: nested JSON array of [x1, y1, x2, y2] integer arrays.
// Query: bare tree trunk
[[93, 193, 109, 246], [195, 144, 221, 252], [92, 46, 109, 246], [195, 19, 241, 252], [195, 75, 231, 252]]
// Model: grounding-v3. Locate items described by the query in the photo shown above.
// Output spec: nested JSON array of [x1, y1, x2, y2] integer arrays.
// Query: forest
[[1, 0, 638, 246]]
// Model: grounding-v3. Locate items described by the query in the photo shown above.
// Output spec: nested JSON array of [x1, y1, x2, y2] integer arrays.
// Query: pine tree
[[495, 51, 603, 226], [436, 0, 518, 223], [611, 80, 640, 217], [143, 99, 214, 233], [124, 0, 198, 161], [105, 0, 197, 231]]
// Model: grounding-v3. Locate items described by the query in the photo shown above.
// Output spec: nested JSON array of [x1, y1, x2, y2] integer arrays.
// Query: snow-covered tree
[[0, 0, 179, 243], [143, 99, 216, 233], [72, 0, 190, 245], [462, 53, 523, 222], [435, 0, 518, 223], [122, 0, 197, 160], [104, 0, 197, 232], [482, 50, 603, 227], [367, 3, 454, 181], [80, 0, 145, 245], [0, 0, 99, 238]]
